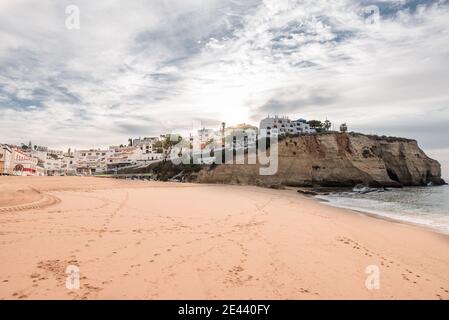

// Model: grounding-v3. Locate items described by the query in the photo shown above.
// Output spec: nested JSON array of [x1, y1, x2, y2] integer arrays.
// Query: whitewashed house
[[62, 153, 76, 176], [45, 153, 64, 176], [0, 144, 12, 175], [225, 124, 258, 149], [11, 147, 38, 176], [74, 149, 108, 175], [259, 116, 316, 137]]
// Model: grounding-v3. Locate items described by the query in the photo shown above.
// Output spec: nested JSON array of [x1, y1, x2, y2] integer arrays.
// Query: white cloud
[[0, 0, 448, 172]]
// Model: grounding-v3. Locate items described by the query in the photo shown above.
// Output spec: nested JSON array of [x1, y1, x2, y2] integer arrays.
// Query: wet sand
[[0, 176, 448, 299]]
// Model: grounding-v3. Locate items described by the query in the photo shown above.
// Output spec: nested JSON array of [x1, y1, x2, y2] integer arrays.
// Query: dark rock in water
[[269, 184, 285, 190], [353, 184, 378, 194], [297, 189, 318, 196]]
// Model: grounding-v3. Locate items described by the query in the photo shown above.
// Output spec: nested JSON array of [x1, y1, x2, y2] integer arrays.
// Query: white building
[[291, 118, 315, 134], [197, 128, 215, 146], [138, 151, 163, 162], [133, 137, 159, 152], [0, 145, 13, 175], [74, 149, 108, 175], [133, 137, 164, 161], [106, 144, 164, 171], [225, 124, 258, 148], [106, 146, 141, 170], [45, 153, 64, 176], [28, 147, 70, 176], [29, 149, 48, 164], [11, 147, 39, 176], [62, 153, 76, 176], [259, 116, 316, 137]]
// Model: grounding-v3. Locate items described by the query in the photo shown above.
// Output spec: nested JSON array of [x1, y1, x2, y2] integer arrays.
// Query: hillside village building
[[27, 146, 74, 176], [45, 153, 65, 176], [1, 116, 321, 176], [0, 145, 12, 175], [132, 137, 159, 152], [197, 128, 216, 149], [12, 147, 39, 176], [225, 124, 258, 148], [61, 153, 76, 176], [259, 116, 315, 137], [74, 149, 108, 175], [106, 146, 141, 171]]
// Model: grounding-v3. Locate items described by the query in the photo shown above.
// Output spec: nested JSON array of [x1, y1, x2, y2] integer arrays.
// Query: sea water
[[316, 184, 449, 235]]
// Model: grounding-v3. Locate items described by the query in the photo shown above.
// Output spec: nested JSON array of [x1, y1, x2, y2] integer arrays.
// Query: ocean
[[316, 184, 449, 235]]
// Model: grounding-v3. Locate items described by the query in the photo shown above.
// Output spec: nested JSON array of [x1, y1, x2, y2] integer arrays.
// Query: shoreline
[[313, 186, 449, 237], [316, 196, 449, 238], [1, 176, 449, 299]]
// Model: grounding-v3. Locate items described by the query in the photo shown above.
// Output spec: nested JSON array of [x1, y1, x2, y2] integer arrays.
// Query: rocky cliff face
[[196, 133, 445, 188]]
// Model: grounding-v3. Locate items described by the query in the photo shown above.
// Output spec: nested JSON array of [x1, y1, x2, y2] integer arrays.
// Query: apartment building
[[259, 116, 316, 137], [74, 149, 108, 175], [0, 144, 12, 175]]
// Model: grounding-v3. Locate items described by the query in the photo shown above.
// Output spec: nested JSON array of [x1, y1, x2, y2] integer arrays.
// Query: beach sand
[[0, 176, 448, 300]]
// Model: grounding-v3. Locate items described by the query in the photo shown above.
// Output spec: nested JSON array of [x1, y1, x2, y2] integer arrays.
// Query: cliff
[[196, 132, 445, 188]]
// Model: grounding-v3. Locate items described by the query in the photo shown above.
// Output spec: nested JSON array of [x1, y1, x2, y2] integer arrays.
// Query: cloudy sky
[[0, 0, 448, 176]]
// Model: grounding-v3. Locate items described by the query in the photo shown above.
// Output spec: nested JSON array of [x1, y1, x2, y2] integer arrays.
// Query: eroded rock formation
[[196, 133, 445, 188]]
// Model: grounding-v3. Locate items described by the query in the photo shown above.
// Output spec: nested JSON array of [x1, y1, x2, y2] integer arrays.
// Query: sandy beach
[[0, 176, 448, 300]]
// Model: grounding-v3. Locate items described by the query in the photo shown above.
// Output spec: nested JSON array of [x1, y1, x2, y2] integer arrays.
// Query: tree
[[162, 134, 182, 150], [161, 134, 183, 161], [307, 120, 323, 130], [340, 123, 348, 133], [323, 119, 332, 131]]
